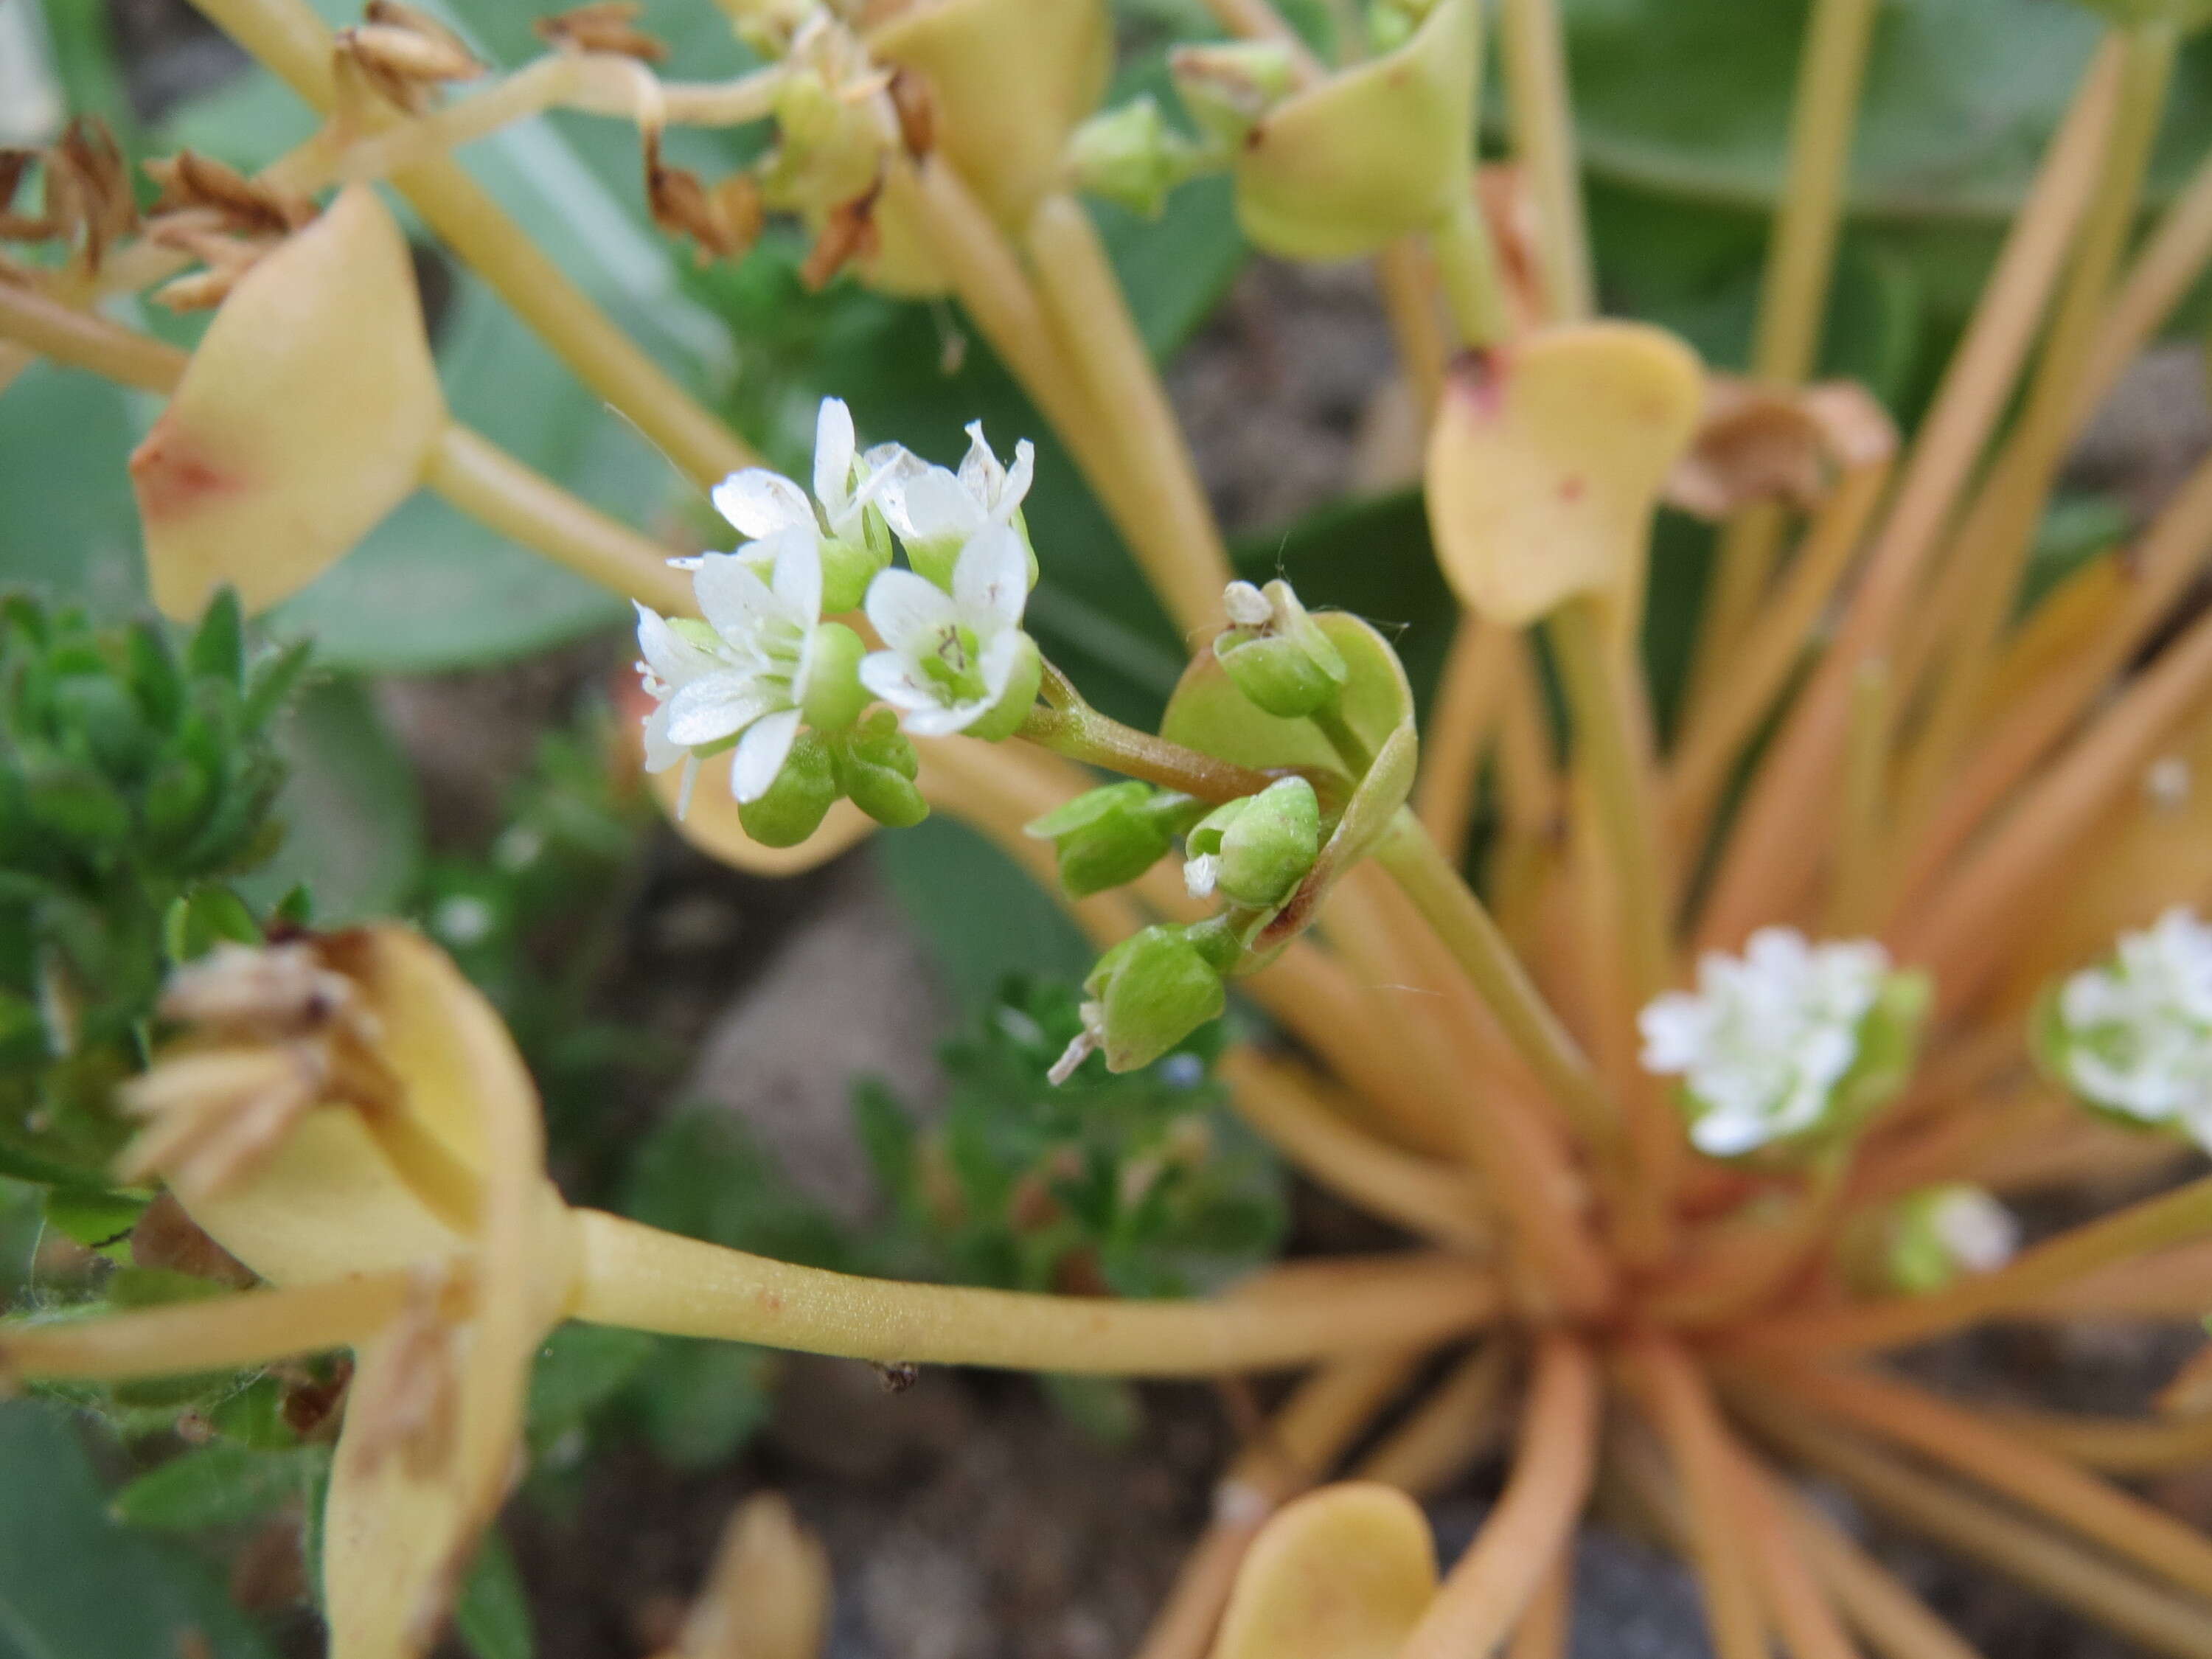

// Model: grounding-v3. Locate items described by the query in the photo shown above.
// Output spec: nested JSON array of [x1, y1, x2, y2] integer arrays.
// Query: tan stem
[[1353, 1343, 1517, 1493], [1783, 1492, 1982, 1659], [1500, 0, 1593, 322], [1413, 614, 1515, 863], [2073, 142, 2212, 428], [2, 1270, 421, 1380], [1399, 1335, 1600, 1659], [1987, 1405, 2212, 1475], [569, 1209, 1498, 1374], [1200, 0, 1329, 82], [1727, 1443, 1865, 1659], [1695, 41, 2125, 949], [188, 0, 759, 487], [1506, 1554, 1571, 1659]]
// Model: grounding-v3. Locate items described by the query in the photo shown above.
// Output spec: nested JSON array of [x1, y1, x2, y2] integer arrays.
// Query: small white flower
[[1638, 928, 1890, 1157], [2053, 907, 2212, 1144], [634, 533, 824, 809], [709, 396, 907, 553], [880, 420, 1035, 570], [859, 525, 1035, 738], [1926, 1186, 2019, 1275]]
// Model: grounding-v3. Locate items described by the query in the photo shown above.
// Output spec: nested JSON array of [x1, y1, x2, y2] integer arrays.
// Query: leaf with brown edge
[[1425, 321, 1703, 633], [1208, 1484, 1437, 1659], [132, 186, 445, 622]]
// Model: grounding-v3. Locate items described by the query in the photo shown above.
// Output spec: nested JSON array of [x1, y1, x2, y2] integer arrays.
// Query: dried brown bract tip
[[145, 150, 317, 239], [886, 66, 936, 157], [338, 1, 485, 113], [644, 129, 765, 264], [116, 938, 404, 1199], [0, 119, 139, 273], [1666, 376, 1897, 519], [341, 1264, 464, 1480], [535, 1, 668, 62], [799, 181, 881, 291]]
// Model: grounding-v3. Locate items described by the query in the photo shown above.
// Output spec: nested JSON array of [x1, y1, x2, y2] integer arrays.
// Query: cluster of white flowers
[[1638, 928, 1891, 1158], [634, 397, 1038, 813], [2048, 907, 2212, 1147]]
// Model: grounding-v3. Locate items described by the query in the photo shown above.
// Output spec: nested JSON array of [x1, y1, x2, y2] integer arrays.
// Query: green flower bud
[[1065, 97, 1200, 219], [735, 729, 839, 848], [1026, 782, 1202, 898], [833, 710, 929, 830], [1168, 41, 1298, 148], [1848, 1183, 2020, 1298], [801, 622, 871, 732], [962, 630, 1045, 742], [1213, 580, 1349, 719], [820, 533, 891, 616], [1184, 778, 1321, 911], [1055, 923, 1227, 1079]]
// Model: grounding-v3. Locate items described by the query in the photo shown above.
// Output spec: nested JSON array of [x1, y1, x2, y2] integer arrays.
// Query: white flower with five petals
[[706, 397, 912, 608], [880, 421, 1036, 584], [1638, 928, 1889, 1158], [2051, 907, 2212, 1144], [635, 534, 825, 809], [859, 525, 1040, 739]]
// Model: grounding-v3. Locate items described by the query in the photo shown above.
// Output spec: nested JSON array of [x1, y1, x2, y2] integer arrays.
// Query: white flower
[[880, 420, 1035, 576], [634, 533, 824, 808], [2052, 907, 2212, 1144], [704, 397, 911, 606], [859, 525, 1037, 738], [1638, 928, 1890, 1158]]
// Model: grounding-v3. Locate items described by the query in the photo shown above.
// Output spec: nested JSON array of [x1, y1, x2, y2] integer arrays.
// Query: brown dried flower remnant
[[116, 937, 402, 1200], [644, 130, 767, 264], [1667, 375, 1897, 520], [338, 0, 486, 114], [142, 150, 320, 311], [535, 1, 669, 63], [0, 119, 139, 274]]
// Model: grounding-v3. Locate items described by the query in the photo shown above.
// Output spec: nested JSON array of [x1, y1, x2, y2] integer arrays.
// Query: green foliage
[[0, 589, 307, 1188], [111, 1441, 330, 1534], [858, 978, 1286, 1302], [454, 1531, 538, 1659]]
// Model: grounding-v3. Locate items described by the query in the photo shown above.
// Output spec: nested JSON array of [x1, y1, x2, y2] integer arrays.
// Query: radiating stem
[[1433, 187, 1512, 348], [569, 1210, 1499, 1374], [1399, 1335, 1599, 1659], [1500, 0, 1593, 322], [1354, 1343, 1517, 1493], [1415, 614, 1515, 863], [1727, 1443, 1861, 1659], [4, 1270, 422, 1380], [1784, 1490, 1983, 1659], [1731, 1172, 2212, 1354], [1824, 657, 1892, 934], [189, 0, 760, 487]]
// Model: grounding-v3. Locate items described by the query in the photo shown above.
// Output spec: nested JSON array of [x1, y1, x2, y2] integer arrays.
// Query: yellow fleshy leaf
[[869, 0, 1112, 229], [133, 185, 445, 620], [1208, 1484, 1437, 1659], [1233, 0, 1478, 260], [661, 1493, 832, 1659], [1425, 321, 1703, 631]]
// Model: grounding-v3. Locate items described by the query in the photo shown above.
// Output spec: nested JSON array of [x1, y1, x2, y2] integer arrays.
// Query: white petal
[[731, 708, 803, 804], [641, 704, 688, 773], [952, 524, 1029, 627], [635, 602, 718, 688], [813, 397, 857, 515], [859, 650, 941, 712], [692, 552, 789, 653], [883, 467, 978, 545], [865, 566, 961, 656], [977, 625, 1028, 700], [998, 439, 1035, 517], [712, 469, 813, 538], [958, 420, 1005, 501], [901, 699, 986, 738], [770, 532, 824, 623], [664, 672, 784, 747]]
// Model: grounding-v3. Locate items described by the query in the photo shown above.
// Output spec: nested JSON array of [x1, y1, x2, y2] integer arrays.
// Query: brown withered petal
[[338, 1, 484, 111], [130, 1189, 258, 1288], [886, 67, 936, 157], [643, 131, 763, 264], [341, 1266, 463, 1481], [158, 939, 364, 1039], [799, 184, 881, 291], [57, 119, 138, 270], [535, 1, 669, 62], [1665, 375, 1898, 520], [145, 150, 317, 237]]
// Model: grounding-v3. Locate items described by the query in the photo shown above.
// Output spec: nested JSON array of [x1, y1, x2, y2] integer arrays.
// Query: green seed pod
[[802, 622, 871, 733], [1213, 580, 1349, 719], [1066, 97, 1202, 218], [819, 532, 891, 616], [736, 729, 840, 848], [1186, 778, 1321, 911], [1079, 923, 1227, 1074], [1026, 782, 1200, 898], [835, 711, 929, 830]]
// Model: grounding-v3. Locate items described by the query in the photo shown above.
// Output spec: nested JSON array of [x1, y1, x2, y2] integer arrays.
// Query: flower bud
[[801, 622, 870, 732], [1054, 923, 1227, 1080], [1879, 1184, 2020, 1296], [833, 710, 928, 829], [1169, 41, 1298, 149], [1214, 580, 1349, 718], [1184, 778, 1320, 911], [1065, 97, 1199, 219], [1026, 782, 1200, 898], [736, 728, 839, 848]]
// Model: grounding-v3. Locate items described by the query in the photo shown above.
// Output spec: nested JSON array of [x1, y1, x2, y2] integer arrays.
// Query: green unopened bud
[[802, 623, 870, 732], [1168, 41, 1298, 147], [962, 630, 1044, 742], [820, 533, 890, 616], [1214, 580, 1349, 718], [735, 729, 839, 848], [1053, 923, 1226, 1080], [1367, 0, 1441, 51], [1026, 782, 1202, 898], [1847, 1183, 2020, 1298], [1065, 97, 1200, 218], [1184, 778, 1320, 910], [833, 710, 928, 829]]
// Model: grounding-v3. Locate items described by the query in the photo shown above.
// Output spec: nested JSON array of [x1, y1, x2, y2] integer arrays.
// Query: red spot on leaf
[[129, 418, 245, 522], [1447, 348, 1509, 420], [1559, 476, 1585, 503]]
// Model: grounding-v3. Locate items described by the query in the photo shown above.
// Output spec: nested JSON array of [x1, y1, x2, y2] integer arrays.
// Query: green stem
[[1432, 187, 1512, 349], [1022, 662, 1282, 803], [1308, 702, 1376, 776]]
